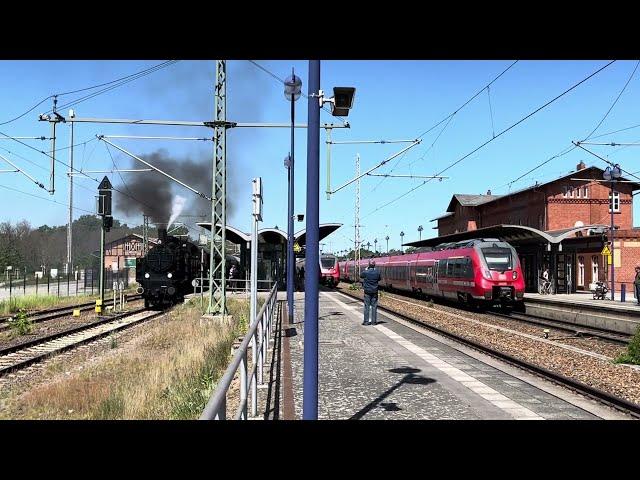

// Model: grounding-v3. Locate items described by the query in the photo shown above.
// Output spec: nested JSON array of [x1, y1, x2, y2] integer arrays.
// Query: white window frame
[[576, 187, 581, 198], [591, 255, 599, 282], [583, 186, 588, 198], [609, 191, 620, 212], [562, 186, 568, 198]]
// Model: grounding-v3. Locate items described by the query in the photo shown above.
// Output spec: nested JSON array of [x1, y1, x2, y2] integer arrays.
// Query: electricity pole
[[67, 116, 74, 275], [207, 60, 228, 316]]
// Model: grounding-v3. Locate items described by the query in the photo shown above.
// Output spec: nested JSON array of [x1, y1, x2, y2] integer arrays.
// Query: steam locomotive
[[136, 228, 208, 308]]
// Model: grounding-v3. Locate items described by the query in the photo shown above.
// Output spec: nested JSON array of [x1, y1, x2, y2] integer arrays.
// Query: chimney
[[486, 189, 492, 195], [157, 228, 168, 244], [577, 161, 586, 171]]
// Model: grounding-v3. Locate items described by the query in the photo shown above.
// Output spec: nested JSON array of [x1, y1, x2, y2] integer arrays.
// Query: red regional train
[[339, 238, 525, 309], [296, 254, 340, 287]]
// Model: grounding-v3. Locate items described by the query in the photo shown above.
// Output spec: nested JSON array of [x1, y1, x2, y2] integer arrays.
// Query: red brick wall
[[479, 190, 546, 229], [615, 239, 640, 298], [545, 180, 633, 231]]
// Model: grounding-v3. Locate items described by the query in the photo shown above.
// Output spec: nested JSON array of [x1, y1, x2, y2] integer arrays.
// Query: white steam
[[167, 195, 187, 230]]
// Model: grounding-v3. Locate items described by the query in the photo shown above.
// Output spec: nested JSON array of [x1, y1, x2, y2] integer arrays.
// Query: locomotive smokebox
[[158, 228, 168, 243]]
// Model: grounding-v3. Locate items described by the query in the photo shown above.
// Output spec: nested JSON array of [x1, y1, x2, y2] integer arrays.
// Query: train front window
[[321, 258, 336, 269], [481, 248, 512, 271]]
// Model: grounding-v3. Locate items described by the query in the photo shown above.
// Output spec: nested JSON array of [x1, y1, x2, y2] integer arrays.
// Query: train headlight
[[144, 273, 150, 279], [512, 271, 518, 280], [167, 273, 173, 279]]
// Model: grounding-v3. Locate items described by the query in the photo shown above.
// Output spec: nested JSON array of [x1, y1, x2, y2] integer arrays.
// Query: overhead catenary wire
[[0, 183, 94, 214], [0, 153, 46, 189], [373, 61, 519, 192], [0, 61, 179, 126], [43, 61, 180, 114], [0, 128, 172, 222], [495, 59, 637, 192], [581, 60, 640, 141], [364, 60, 616, 220], [247, 60, 348, 126]]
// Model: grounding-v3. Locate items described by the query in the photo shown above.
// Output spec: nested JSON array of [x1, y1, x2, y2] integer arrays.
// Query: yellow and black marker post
[[95, 299, 102, 315]]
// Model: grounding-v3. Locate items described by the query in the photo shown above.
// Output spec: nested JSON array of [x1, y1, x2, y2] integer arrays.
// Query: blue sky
[[1, 60, 639, 252]]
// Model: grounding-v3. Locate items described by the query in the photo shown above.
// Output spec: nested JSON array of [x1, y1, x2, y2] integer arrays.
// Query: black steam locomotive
[[136, 229, 208, 308]]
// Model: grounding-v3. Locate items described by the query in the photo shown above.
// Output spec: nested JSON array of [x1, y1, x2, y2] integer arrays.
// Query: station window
[[591, 255, 599, 282], [562, 186, 568, 198], [609, 191, 620, 212], [583, 186, 588, 198], [576, 187, 581, 198], [578, 256, 584, 287]]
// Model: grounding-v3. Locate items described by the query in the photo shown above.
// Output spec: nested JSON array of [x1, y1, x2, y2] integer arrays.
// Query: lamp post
[[603, 164, 622, 301], [285, 69, 302, 324], [374, 238, 378, 253], [385, 235, 389, 254], [418, 225, 423, 241], [303, 63, 356, 420], [400, 231, 405, 253], [366, 241, 371, 252]]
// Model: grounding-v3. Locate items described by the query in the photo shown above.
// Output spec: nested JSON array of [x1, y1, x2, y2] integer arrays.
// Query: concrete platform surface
[[285, 290, 629, 420]]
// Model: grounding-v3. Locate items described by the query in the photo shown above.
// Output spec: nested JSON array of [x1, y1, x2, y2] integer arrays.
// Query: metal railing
[[199, 282, 279, 420]]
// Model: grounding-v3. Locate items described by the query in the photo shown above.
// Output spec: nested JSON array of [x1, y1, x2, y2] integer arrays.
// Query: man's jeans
[[364, 293, 378, 325]]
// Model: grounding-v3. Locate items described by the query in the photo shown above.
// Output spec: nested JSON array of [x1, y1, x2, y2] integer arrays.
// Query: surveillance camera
[[296, 214, 304, 222], [331, 87, 356, 116]]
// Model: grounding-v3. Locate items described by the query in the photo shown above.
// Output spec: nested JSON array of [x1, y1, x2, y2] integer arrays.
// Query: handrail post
[[257, 313, 264, 385], [240, 350, 248, 420], [261, 310, 267, 364], [251, 329, 257, 417], [215, 398, 226, 420]]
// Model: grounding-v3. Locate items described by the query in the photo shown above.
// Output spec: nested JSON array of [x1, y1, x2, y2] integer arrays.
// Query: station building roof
[[403, 223, 610, 249], [196, 222, 342, 247]]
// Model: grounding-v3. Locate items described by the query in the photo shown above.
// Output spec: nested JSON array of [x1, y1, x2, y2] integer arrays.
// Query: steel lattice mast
[[207, 60, 228, 315]]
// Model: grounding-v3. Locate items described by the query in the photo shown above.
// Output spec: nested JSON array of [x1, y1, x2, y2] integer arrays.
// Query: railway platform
[[524, 291, 640, 335], [277, 289, 628, 420]]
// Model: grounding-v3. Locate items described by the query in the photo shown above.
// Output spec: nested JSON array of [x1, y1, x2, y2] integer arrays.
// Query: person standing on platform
[[634, 265, 640, 305], [360, 260, 382, 325]]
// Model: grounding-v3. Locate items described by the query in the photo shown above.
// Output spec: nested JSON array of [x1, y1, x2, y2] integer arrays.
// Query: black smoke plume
[[115, 150, 231, 224]]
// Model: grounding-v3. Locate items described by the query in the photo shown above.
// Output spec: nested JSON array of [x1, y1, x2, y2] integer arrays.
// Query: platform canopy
[[196, 222, 342, 247], [403, 224, 610, 248]]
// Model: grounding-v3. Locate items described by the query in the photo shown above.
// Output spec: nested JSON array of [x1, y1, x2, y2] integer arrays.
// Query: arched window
[[578, 256, 584, 287], [591, 255, 599, 283]]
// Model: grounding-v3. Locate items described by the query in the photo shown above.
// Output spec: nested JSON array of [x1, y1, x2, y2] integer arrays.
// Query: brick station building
[[103, 234, 158, 282], [419, 162, 640, 295]]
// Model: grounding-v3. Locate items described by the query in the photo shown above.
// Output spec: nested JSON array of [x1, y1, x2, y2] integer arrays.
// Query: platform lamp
[[366, 241, 371, 252], [603, 164, 622, 301], [418, 225, 423, 241], [374, 238, 378, 254], [400, 231, 405, 253], [385, 235, 389, 254], [284, 69, 302, 324]]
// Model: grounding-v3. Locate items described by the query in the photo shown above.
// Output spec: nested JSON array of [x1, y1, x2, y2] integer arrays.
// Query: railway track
[[489, 310, 632, 345], [337, 288, 640, 419], [0, 307, 164, 377], [0, 295, 143, 332]]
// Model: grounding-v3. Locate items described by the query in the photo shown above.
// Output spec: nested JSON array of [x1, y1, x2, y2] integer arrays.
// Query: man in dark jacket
[[360, 260, 382, 325], [634, 265, 640, 305]]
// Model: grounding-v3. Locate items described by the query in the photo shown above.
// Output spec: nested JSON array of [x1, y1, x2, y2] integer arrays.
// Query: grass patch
[[7, 309, 34, 336], [0, 294, 98, 316], [615, 326, 640, 365], [1, 296, 256, 419]]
